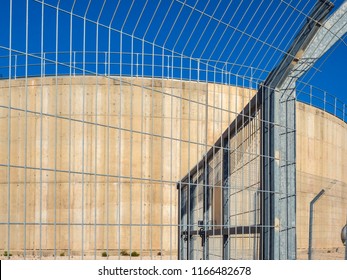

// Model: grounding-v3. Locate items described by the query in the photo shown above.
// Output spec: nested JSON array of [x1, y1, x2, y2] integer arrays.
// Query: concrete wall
[[296, 102, 347, 259], [0, 76, 346, 259], [0, 76, 254, 258]]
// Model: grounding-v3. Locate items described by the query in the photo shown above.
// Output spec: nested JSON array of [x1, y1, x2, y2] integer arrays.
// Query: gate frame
[[178, 0, 347, 260]]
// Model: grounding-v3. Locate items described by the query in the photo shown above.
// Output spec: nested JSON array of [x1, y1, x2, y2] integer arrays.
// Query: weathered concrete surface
[[296, 102, 347, 259], [0, 77, 346, 259], [0, 76, 254, 257]]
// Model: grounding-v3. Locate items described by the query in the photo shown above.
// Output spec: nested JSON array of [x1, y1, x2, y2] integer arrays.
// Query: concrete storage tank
[[1, 0, 346, 262], [0, 76, 255, 258], [0, 76, 346, 259]]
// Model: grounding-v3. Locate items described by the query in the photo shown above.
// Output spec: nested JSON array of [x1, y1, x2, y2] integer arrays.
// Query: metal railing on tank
[[0, 51, 346, 123]]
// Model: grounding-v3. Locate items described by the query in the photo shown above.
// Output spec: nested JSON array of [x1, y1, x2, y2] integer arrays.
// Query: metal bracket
[[181, 230, 191, 242], [198, 227, 208, 247]]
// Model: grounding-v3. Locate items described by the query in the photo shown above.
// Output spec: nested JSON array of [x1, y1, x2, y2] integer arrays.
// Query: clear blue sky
[[0, 0, 346, 107]]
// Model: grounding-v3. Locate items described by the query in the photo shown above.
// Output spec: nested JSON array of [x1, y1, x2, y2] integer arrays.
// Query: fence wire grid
[[0, 0, 346, 260]]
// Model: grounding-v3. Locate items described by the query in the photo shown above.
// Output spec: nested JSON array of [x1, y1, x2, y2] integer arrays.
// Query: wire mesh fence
[[178, 110, 261, 260], [0, 0, 346, 260]]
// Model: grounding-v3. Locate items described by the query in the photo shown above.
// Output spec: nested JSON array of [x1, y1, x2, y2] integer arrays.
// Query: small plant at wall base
[[102, 252, 108, 257], [131, 251, 140, 257], [120, 250, 129, 256], [4, 251, 12, 257]]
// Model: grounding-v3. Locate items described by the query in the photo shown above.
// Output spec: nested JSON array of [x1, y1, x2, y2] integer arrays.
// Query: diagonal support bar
[[289, 1, 347, 81]]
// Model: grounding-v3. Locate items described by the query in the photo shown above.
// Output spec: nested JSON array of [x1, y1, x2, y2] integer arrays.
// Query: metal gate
[[178, 0, 347, 260], [179, 113, 261, 260]]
